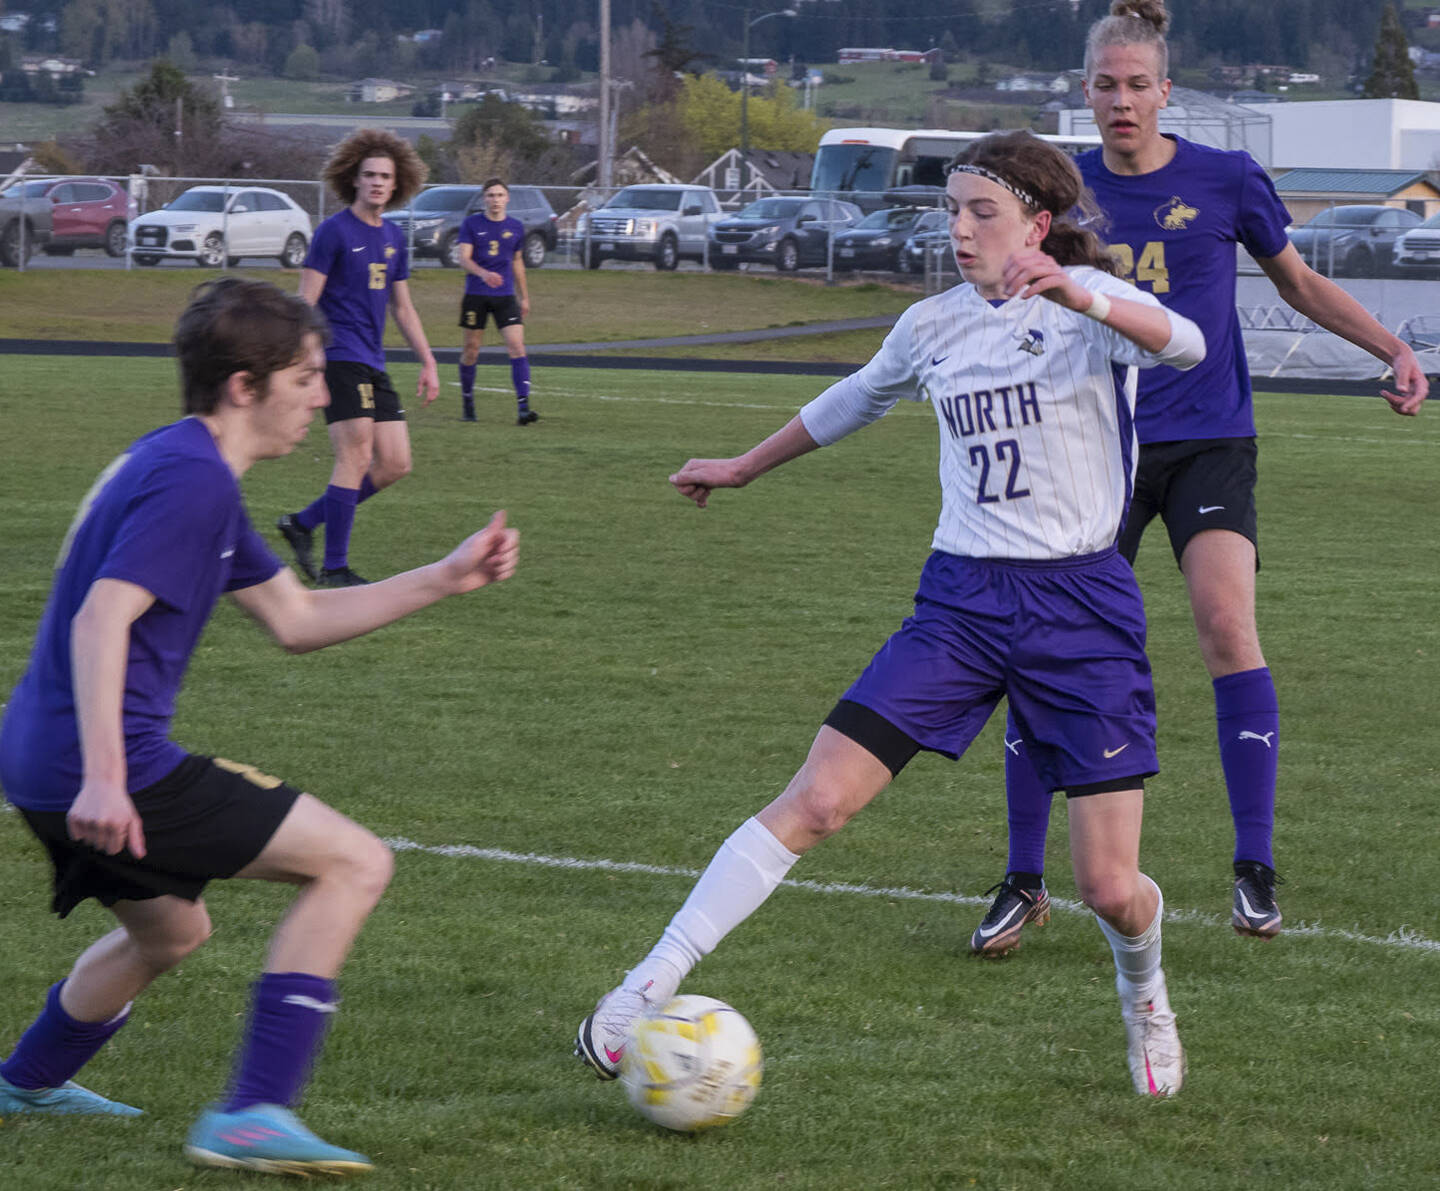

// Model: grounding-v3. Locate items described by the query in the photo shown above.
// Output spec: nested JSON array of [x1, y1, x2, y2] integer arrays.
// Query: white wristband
[[1082, 290, 1111, 322]]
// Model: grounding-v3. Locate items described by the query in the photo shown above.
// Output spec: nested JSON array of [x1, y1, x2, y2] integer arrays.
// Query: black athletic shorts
[[460, 293, 523, 331], [323, 359, 405, 425], [18, 755, 302, 918], [1118, 437, 1259, 569]]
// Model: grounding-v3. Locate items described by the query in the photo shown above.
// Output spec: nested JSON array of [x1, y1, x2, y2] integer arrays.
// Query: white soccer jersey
[[800, 267, 1203, 560]]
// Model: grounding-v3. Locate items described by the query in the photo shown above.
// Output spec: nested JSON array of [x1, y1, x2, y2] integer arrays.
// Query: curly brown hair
[[951, 132, 1117, 275], [322, 128, 428, 210], [1086, 0, 1170, 79]]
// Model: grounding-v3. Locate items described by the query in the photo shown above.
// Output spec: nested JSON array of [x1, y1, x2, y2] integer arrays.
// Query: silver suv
[[579, 184, 723, 270]]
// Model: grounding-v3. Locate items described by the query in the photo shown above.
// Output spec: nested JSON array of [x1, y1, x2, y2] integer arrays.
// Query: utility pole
[[598, 0, 612, 189]]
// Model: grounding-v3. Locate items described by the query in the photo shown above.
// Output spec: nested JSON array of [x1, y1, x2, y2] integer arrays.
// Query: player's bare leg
[[1069, 789, 1183, 1096]]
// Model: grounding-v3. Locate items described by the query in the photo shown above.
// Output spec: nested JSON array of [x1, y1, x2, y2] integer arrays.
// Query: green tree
[[1364, 2, 1419, 99], [88, 59, 223, 173], [166, 31, 196, 72], [284, 42, 320, 79], [451, 93, 551, 163], [672, 73, 823, 162]]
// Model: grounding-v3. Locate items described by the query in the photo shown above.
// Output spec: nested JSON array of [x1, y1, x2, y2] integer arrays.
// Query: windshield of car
[[1304, 208, 1382, 228], [411, 188, 474, 213], [606, 188, 683, 211], [168, 191, 228, 213], [13, 180, 52, 197], [913, 210, 949, 233], [854, 207, 917, 231], [736, 199, 805, 220], [1413, 211, 1440, 230]]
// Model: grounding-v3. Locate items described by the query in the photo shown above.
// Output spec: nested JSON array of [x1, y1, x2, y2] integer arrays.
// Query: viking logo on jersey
[[1016, 328, 1046, 357], [1154, 196, 1198, 231]]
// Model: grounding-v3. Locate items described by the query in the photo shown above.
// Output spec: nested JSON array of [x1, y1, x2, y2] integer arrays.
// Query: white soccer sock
[[624, 816, 801, 1004], [1094, 874, 1164, 1003]]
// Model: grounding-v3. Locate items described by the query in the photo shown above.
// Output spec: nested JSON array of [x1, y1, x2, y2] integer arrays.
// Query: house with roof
[[1271, 167, 1440, 222]]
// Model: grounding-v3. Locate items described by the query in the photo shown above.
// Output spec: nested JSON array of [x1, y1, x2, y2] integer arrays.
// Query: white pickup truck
[[579, 184, 724, 271]]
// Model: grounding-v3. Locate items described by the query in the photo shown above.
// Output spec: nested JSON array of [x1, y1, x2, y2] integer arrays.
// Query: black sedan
[[832, 206, 939, 272], [708, 197, 861, 271], [897, 209, 953, 274]]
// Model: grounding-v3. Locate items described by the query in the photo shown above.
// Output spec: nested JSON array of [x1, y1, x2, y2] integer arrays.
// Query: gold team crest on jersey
[[1154, 196, 1198, 231], [501, 230, 513, 239]]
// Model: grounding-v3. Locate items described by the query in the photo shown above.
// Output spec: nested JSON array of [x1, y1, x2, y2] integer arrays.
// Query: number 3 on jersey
[[1108, 241, 1169, 294]]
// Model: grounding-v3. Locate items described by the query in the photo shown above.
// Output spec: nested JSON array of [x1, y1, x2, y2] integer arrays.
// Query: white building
[[1061, 97, 1440, 171]]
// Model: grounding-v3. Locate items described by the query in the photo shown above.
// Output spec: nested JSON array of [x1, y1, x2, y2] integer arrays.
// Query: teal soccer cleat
[[185, 1103, 373, 1177], [0, 1074, 143, 1116]]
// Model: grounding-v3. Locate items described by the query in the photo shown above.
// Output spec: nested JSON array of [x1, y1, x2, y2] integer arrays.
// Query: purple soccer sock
[[1003, 709, 1053, 877], [294, 493, 328, 532], [1215, 667, 1279, 869], [459, 363, 476, 396], [511, 356, 531, 408], [0, 981, 131, 1091], [223, 973, 338, 1113], [322, 484, 360, 571], [357, 475, 377, 503]]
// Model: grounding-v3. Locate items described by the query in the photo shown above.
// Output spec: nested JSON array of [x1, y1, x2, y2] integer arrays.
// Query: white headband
[[946, 163, 1038, 210]]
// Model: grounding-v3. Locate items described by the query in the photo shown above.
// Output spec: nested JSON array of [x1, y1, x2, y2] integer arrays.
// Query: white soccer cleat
[[1120, 971, 1185, 1097], [574, 983, 654, 1081]]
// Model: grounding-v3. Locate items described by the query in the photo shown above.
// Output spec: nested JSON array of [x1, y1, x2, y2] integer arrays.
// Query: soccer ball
[[620, 995, 763, 1133]]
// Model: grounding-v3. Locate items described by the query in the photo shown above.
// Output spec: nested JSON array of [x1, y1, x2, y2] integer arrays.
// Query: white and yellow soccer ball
[[620, 995, 763, 1133]]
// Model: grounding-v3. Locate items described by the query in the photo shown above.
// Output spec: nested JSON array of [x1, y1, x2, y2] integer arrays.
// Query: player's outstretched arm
[[1257, 243, 1428, 415], [69, 578, 155, 857], [671, 415, 821, 508], [232, 511, 520, 653], [390, 279, 441, 405]]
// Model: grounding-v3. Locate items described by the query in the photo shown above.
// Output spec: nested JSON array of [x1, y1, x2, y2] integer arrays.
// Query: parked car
[[0, 186, 53, 267], [1390, 209, 1440, 277], [383, 183, 559, 268], [831, 206, 936, 272], [577, 184, 724, 270], [896, 209, 953, 275], [11, 177, 135, 257], [708, 196, 861, 271], [130, 186, 311, 267], [1285, 204, 1421, 277]]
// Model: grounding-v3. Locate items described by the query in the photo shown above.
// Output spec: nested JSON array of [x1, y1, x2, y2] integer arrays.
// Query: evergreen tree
[[1364, 2, 1418, 99]]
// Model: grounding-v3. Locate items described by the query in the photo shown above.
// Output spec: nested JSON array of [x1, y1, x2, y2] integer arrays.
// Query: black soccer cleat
[[969, 875, 1051, 957], [318, 566, 369, 588], [275, 513, 318, 582], [1232, 861, 1283, 938], [516, 409, 539, 426]]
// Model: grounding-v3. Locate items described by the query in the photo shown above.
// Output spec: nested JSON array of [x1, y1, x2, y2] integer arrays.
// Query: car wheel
[[104, 221, 128, 257], [522, 231, 546, 268], [226, 256, 243, 268], [1341, 245, 1372, 278], [776, 238, 799, 272], [134, 254, 160, 266], [584, 243, 604, 269], [654, 233, 679, 271], [279, 232, 307, 269], [0, 220, 36, 267], [440, 231, 460, 268], [197, 232, 225, 267]]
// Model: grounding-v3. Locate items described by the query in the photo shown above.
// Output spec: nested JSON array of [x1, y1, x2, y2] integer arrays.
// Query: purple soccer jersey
[[0, 418, 282, 811], [1077, 136, 1292, 443], [458, 214, 523, 297], [303, 208, 411, 371]]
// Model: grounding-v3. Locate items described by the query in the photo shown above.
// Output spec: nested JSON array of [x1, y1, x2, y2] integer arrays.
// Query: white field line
[[457, 382, 1440, 445], [381, 836, 1440, 956]]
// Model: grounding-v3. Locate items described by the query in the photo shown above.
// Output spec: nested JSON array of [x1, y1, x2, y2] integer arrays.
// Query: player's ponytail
[[949, 131, 1118, 276], [1086, 0, 1170, 78]]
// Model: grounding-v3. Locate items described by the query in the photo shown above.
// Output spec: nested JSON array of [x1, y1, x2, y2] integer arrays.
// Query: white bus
[[810, 126, 1103, 206]]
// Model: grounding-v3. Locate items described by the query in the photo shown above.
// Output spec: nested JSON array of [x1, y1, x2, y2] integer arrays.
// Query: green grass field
[[2, 355, 1438, 1189]]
